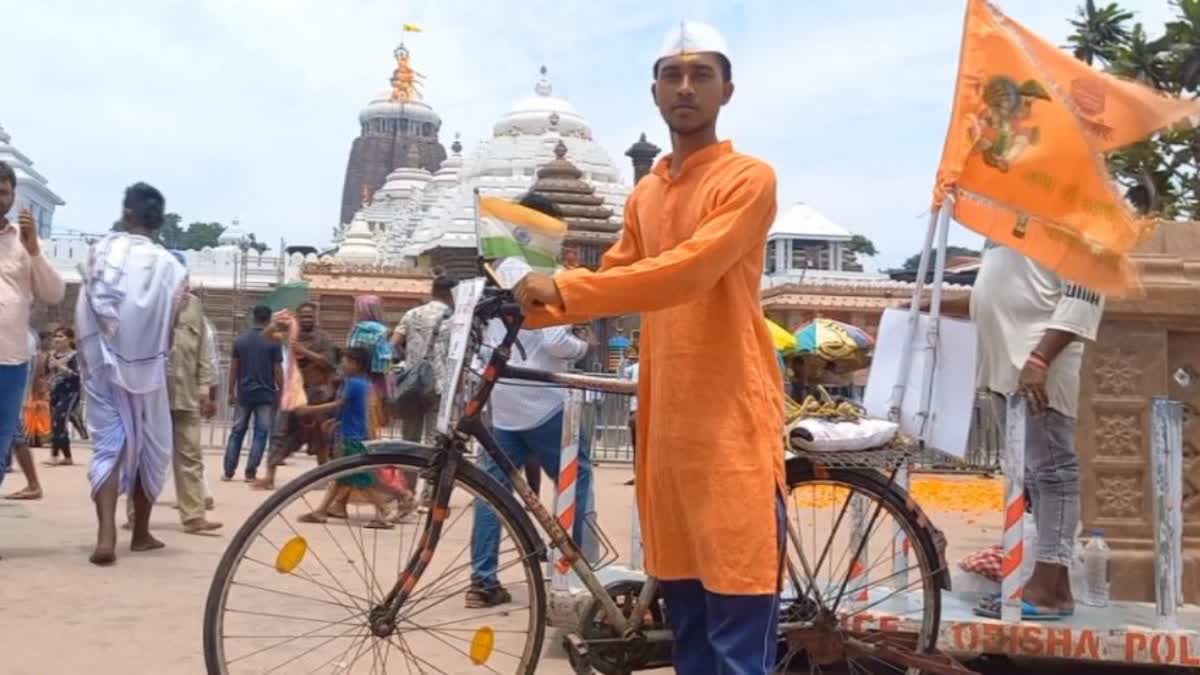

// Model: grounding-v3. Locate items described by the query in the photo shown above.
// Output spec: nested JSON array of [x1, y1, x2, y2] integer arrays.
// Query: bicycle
[[203, 270, 967, 674]]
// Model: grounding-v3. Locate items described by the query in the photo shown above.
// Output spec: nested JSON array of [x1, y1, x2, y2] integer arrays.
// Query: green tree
[[111, 212, 183, 243], [110, 215, 229, 250], [181, 221, 225, 250], [1065, 1, 1200, 218], [901, 245, 981, 272], [1066, 0, 1133, 65], [848, 234, 878, 257]]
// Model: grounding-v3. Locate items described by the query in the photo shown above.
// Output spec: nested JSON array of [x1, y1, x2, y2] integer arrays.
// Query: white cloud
[[0, 0, 1179, 267]]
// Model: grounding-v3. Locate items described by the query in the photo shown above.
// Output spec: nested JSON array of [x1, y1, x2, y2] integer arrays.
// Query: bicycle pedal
[[562, 632, 594, 675]]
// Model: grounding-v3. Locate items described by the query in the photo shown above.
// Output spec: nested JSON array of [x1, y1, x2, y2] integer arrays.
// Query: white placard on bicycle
[[437, 277, 485, 435]]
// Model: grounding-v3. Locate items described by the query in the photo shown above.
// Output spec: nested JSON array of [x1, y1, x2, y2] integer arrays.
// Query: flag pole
[[887, 206, 940, 422], [917, 196, 953, 441]]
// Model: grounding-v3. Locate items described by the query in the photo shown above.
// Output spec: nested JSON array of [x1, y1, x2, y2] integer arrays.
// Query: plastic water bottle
[[1068, 535, 1087, 604], [1082, 529, 1112, 607]]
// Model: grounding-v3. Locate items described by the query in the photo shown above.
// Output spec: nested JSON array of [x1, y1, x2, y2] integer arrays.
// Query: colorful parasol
[[793, 318, 874, 365], [766, 317, 797, 355]]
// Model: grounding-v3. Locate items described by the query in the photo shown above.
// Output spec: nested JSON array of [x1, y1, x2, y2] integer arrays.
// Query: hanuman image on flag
[[967, 76, 1051, 172]]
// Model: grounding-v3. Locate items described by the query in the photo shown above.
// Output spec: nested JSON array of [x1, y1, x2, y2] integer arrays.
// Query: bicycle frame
[[379, 292, 653, 636]]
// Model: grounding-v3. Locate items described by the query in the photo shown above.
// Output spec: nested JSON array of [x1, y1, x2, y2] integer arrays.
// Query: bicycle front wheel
[[203, 446, 547, 674]]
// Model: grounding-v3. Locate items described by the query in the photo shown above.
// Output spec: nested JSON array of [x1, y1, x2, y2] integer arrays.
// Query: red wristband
[[1027, 352, 1049, 370]]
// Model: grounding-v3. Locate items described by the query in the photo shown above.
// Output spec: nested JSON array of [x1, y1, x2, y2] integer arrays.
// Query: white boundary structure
[[1151, 396, 1184, 631]]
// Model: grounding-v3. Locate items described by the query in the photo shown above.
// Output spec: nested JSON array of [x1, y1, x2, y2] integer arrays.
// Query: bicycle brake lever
[[514, 337, 528, 361]]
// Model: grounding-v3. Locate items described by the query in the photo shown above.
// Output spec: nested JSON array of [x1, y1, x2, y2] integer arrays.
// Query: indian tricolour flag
[[476, 195, 566, 273]]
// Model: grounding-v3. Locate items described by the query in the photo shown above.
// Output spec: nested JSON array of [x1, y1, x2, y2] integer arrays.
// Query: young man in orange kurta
[[515, 20, 785, 675]]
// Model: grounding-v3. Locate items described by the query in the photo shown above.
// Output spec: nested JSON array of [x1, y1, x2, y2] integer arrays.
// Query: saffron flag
[[934, 0, 1200, 296], [403, 23, 423, 33], [477, 195, 567, 273]]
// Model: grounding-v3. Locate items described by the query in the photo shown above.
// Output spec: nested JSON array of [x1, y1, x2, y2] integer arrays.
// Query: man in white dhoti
[[76, 183, 188, 565]]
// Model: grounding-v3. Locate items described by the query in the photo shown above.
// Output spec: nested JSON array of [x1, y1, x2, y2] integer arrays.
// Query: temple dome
[[359, 95, 442, 126], [492, 67, 590, 139], [217, 218, 247, 248], [402, 66, 631, 261], [0, 123, 64, 238]]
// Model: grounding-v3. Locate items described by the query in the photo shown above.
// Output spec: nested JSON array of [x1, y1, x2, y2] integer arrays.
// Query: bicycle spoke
[[302, 627, 372, 675], [227, 615, 363, 665], [224, 607, 362, 627], [212, 459, 544, 674], [241, 555, 369, 610], [262, 624, 367, 674], [273, 505, 374, 615], [230, 580, 360, 614]]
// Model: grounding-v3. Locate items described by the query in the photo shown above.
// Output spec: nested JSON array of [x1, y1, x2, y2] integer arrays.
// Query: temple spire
[[534, 65, 552, 97]]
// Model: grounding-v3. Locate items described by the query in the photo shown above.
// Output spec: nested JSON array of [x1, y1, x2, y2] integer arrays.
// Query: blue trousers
[[0, 362, 30, 489], [659, 496, 786, 675], [223, 402, 275, 479], [470, 409, 594, 588]]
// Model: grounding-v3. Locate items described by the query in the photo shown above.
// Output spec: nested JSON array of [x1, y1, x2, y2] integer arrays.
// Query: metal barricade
[[586, 389, 634, 463]]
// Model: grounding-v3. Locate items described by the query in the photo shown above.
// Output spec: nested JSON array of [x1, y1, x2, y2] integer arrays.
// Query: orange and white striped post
[[848, 494, 870, 602], [550, 389, 584, 591], [1001, 393, 1027, 623]]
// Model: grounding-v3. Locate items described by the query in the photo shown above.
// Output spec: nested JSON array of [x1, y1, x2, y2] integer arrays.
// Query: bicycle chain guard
[[574, 580, 672, 675]]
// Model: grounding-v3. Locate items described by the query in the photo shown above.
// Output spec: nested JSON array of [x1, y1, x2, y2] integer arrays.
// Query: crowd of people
[[0, 18, 791, 670], [0, 167, 604, 570]]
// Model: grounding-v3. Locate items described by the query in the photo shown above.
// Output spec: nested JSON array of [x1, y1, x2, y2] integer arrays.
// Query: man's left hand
[[1018, 358, 1049, 414], [513, 272, 563, 310], [199, 393, 216, 419], [17, 207, 39, 256]]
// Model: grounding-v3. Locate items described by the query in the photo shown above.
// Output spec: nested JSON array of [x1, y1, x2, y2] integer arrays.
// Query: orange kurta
[[530, 141, 784, 595]]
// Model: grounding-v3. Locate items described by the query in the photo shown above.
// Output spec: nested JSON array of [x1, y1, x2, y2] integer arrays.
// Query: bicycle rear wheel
[[203, 446, 547, 674], [778, 460, 944, 674]]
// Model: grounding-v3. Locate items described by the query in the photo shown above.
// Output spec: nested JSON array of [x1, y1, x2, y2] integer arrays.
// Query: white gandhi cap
[[656, 20, 730, 65]]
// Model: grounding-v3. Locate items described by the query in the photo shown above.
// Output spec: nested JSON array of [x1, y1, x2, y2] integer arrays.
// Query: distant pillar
[[625, 133, 661, 184]]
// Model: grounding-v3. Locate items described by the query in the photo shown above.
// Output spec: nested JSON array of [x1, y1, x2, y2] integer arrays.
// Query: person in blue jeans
[[0, 161, 65, 501], [223, 305, 282, 481], [467, 193, 595, 608]]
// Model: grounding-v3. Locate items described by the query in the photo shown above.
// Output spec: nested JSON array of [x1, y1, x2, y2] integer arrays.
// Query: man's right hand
[[17, 207, 40, 256]]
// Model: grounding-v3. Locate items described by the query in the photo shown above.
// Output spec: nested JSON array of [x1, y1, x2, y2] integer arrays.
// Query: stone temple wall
[[1077, 221, 1200, 602]]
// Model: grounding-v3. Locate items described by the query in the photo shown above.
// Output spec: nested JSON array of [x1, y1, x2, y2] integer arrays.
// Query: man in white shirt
[[970, 241, 1103, 618], [467, 194, 594, 609], [624, 355, 639, 486]]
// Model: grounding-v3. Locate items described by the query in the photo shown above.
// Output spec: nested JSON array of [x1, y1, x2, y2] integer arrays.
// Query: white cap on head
[[656, 20, 729, 65]]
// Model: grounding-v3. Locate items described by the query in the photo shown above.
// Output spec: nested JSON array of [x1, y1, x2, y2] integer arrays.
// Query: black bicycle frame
[[381, 294, 631, 629]]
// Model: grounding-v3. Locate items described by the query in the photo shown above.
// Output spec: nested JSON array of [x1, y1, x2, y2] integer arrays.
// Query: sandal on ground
[[973, 596, 1071, 620], [298, 512, 328, 524]]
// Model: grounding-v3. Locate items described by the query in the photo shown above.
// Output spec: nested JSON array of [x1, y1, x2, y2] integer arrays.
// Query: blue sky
[[0, 0, 1177, 269]]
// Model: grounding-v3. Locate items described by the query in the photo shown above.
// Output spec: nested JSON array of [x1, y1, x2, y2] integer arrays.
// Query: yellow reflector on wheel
[[275, 536, 308, 573], [469, 626, 495, 665]]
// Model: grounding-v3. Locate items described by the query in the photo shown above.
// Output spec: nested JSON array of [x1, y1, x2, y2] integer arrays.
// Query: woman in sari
[[46, 328, 81, 466], [347, 295, 393, 433]]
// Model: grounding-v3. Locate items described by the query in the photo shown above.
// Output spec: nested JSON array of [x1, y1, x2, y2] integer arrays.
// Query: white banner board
[[862, 308, 978, 458]]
